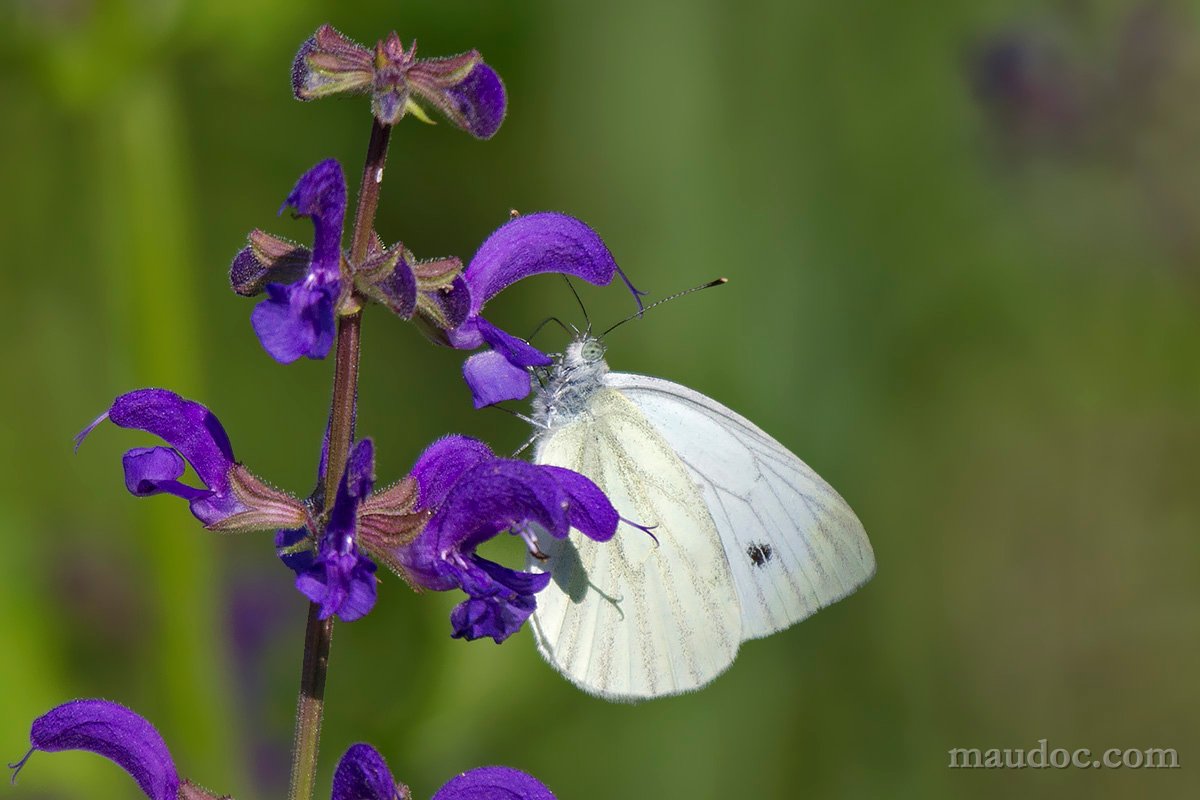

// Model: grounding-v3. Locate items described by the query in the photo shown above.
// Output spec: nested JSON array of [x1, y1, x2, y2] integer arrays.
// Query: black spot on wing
[[747, 542, 774, 567]]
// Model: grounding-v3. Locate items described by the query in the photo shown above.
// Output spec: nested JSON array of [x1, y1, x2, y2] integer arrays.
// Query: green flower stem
[[287, 117, 393, 800]]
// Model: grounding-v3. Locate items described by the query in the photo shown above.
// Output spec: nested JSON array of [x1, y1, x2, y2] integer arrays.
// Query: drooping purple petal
[[331, 744, 400, 800], [409, 435, 497, 511], [474, 555, 553, 596], [449, 591, 538, 643], [462, 350, 534, 409], [251, 280, 338, 364], [122, 447, 212, 502], [476, 318, 552, 369], [291, 439, 379, 622], [294, 551, 377, 622], [432, 766, 556, 800], [11, 700, 179, 800]]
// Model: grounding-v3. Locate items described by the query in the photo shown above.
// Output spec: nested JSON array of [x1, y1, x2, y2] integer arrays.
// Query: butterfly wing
[[605, 372, 875, 641], [530, 387, 742, 701]]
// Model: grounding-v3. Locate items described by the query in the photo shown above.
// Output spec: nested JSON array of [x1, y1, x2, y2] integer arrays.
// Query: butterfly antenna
[[488, 404, 546, 431], [562, 275, 591, 334], [527, 316, 572, 343], [600, 277, 727, 337]]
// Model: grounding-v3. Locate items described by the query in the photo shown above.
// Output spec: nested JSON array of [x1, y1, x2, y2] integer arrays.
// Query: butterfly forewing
[[605, 373, 876, 641], [530, 387, 742, 700]]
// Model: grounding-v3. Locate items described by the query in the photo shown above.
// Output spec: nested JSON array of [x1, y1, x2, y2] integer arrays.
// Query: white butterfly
[[525, 331, 876, 701]]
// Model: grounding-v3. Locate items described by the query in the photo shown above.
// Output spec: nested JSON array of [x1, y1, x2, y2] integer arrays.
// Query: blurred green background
[[1, 0, 1196, 798]]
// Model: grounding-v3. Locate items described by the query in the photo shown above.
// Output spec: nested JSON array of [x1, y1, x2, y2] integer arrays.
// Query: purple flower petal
[[407, 53, 507, 139], [432, 766, 556, 800], [291, 439, 379, 622], [442, 63, 507, 140], [122, 447, 212, 502], [294, 551, 377, 622], [460, 213, 640, 326], [282, 159, 346, 282], [11, 700, 179, 800], [538, 466, 618, 542], [106, 390, 234, 478], [474, 555, 553, 596], [331, 744, 400, 800], [476, 318, 552, 369], [251, 280, 338, 363], [410, 435, 497, 511], [428, 462, 570, 553], [462, 350, 534, 409], [449, 592, 538, 643]]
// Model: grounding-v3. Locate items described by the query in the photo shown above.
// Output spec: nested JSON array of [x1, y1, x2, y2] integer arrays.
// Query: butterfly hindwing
[[605, 372, 876, 641], [530, 387, 742, 700]]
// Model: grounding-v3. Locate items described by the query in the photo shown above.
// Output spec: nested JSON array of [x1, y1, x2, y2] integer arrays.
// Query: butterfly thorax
[[531, 334, 610, 431]]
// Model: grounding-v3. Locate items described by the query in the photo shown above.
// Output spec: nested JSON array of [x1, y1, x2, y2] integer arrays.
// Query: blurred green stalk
[[92, 72, 244, 792]]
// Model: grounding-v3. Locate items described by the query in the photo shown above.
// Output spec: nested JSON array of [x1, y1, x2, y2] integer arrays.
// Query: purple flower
[[9, 700, 179, 800], [447, 212, 644, 407], [231, 159, 347, 364], [391, 436, 617, 643], [330, 743, 400, 800], [10, 706, 556, 800], [76, 389, 307, 532], [433, 766, 556, 800], [331, 743, 555, 800], [292, 25, 507, 138], [280, 439, 379, 622]]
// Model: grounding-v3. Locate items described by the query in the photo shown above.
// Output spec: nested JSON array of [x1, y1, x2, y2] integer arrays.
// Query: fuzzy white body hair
[[531, 334, 610, 430]]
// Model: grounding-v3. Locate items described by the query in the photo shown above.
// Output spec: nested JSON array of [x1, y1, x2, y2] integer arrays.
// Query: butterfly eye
[[580, 339, 605, 362]]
